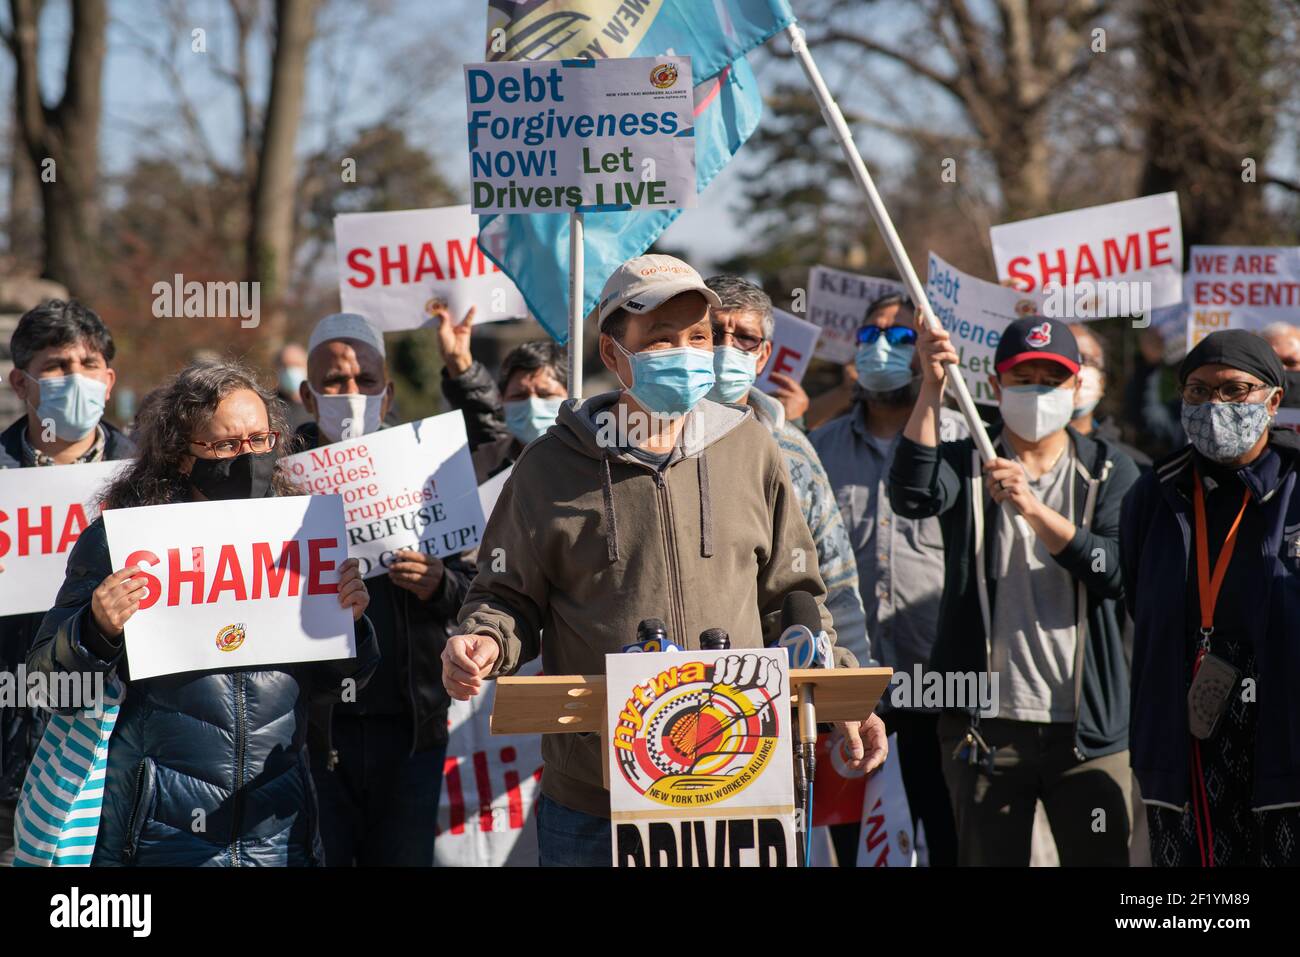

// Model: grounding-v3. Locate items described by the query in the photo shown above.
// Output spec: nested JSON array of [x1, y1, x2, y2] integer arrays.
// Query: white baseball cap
[[595, 254, 722, 332], [307, 313, 386, 359]]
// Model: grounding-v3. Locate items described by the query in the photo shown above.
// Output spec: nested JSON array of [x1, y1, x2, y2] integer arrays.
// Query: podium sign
[[606, 649, 796, 867]]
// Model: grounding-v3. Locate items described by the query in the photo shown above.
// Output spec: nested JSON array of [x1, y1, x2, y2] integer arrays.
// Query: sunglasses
[[857, 326, 917, 347]]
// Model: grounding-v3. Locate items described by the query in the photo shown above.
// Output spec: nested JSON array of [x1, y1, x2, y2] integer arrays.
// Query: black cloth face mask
[[188, 451, 277, 501], [1281, 370, 1300, 410]]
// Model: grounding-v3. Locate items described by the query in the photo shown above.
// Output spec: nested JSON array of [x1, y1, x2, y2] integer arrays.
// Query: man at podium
[[443, 254, 887, 866]]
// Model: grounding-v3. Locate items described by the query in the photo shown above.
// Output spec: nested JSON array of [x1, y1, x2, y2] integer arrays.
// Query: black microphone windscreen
[[637, 618, 669, 640], [699, 628, 730, 650], [779, 591, 821, 635]]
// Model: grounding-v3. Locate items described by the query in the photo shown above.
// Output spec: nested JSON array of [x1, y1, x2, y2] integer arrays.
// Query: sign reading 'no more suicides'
[[607, 649, 796, 867], [465, 56, 697, 214], [279, 412, 485, 580]]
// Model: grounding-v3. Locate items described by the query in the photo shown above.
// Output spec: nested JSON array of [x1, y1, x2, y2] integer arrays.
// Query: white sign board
[[927, 251, 1046, 407], [807, 266, 906, 364], [607, 649, 796, 867], [102, 496, 355, 681], [435, 657, 544, 868], [466, 57, 696, 214], [855, 733, 917, 867], [477, 464, 514, 524], [990, 192, 1183, 313], [1184, 245, 1300, 349], [334, 205, 528, 332], [0, 461, 125, 615], [280, 413, 484, 579], [756, 309, 821, 393]]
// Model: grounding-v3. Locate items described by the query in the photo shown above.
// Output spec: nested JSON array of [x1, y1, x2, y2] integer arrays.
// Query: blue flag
[[480, 0, 796, 343]]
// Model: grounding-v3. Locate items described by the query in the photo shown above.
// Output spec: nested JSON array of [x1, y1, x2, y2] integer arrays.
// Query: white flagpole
[[568, 210, 585, 399], [784, 22, 997, 466]]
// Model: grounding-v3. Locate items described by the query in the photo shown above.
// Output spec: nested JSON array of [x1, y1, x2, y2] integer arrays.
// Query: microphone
[[775, 591, 834, 671], [622, 617, 681, 653], [776, 591, 827, 867], [698, 628, 730, 650]]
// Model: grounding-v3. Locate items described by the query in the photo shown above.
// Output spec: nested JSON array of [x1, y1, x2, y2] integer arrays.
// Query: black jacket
[[26, 517, 379, 866], [294, 422, 474, 760], [1121, 430, 1300, 809], [441, 361, 510, 451], [888, 425, 1141, 758], [0, 416, 136, 802], [441, 360, 520, 478]]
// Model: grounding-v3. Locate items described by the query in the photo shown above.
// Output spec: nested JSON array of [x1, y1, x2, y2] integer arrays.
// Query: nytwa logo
[[1025, 322, 1053, 347], [613, 654, 782, 808], [50, 887, 151, 937]]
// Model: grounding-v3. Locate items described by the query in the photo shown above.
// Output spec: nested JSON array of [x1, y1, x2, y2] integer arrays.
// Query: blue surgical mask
[[278, 366, 306, 396], [855, 339, 915, 392], [613, 341, 715, 416], [708, 346, 758, 403], [24, 372, 107, 441], [504, 396, 563, 444]]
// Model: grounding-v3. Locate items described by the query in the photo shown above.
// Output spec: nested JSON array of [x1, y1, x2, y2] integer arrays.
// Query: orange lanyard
[[1192, 469, 1251, 646]]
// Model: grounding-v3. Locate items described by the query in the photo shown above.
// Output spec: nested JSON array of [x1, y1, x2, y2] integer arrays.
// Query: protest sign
[[477, 463, 514, 524], [334, 205, 528, 332], [1277, 408, 1300, 432], [607, 649, 796, 867], [855, 733, 917, 867], [435, 657, 544, 868], [0, 461, 125, 616], [101, 496, 355, 681], [1183, 245, 1300, 349], [465, 57, 696, 215], [927, 251, 1046, 407], [811, 729, 868, 827], [756, 309, 821, 394], [807, 265, 905, 364], [280, 412, 484, 579], [990, 192, 1183, 314]]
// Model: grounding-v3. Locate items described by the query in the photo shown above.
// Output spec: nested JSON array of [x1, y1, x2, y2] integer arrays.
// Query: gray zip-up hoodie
[[458, 391, 851, 817]]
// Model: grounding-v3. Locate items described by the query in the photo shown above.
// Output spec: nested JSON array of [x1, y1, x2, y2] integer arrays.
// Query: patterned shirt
[[811, 402, 968, 700], [746, 388, 872, 666], [19, 422, 108, 467]]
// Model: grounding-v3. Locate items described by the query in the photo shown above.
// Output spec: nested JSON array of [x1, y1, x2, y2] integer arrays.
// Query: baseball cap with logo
[[994, 316, 1080, 375], [595, 254, 723, 332]]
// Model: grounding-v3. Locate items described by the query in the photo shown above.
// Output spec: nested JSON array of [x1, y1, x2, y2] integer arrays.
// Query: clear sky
[[8, 0, 929, 277], [6, 0, 1295, 279]]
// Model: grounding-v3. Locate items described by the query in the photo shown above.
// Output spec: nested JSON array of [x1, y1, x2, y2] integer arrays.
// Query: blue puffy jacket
[[26, 518, 380, 866]]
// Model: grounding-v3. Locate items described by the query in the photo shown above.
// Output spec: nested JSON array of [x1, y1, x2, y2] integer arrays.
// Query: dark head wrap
[[1178, 329, 1285, 388]]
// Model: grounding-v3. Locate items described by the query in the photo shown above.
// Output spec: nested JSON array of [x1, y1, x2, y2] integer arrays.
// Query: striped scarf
[[12, 677, 126, 867]]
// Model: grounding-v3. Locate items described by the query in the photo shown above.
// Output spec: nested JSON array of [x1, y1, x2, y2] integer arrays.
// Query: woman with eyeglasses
[[26, 360, 379, 866], [1121, 329, 1300, 867]]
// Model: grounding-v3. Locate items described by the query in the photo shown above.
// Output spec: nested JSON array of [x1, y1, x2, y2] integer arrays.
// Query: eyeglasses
[[857, 326, 917, 347], [1179, 381, 1274, 405], [711, 326, 766, 354], [190, 431, 280, 458]]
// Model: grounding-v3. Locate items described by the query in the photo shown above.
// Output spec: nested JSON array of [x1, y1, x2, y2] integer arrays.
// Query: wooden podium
[[491, 667, 894, 788]]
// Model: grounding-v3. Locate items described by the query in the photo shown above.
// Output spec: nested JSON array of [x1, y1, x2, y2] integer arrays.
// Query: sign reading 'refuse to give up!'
[[465, 57, 697, 215]]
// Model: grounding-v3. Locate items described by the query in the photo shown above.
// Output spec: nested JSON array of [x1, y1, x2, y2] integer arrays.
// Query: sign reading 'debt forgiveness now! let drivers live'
[[464, 56, 697, 215]]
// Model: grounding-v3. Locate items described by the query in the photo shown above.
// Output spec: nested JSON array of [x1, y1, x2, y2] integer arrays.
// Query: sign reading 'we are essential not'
[[464, 56, 697, 215]]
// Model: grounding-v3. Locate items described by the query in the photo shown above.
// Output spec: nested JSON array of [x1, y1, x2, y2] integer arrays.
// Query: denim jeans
[[311, 714, 447, 867], [536, 794, 612, 867]]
